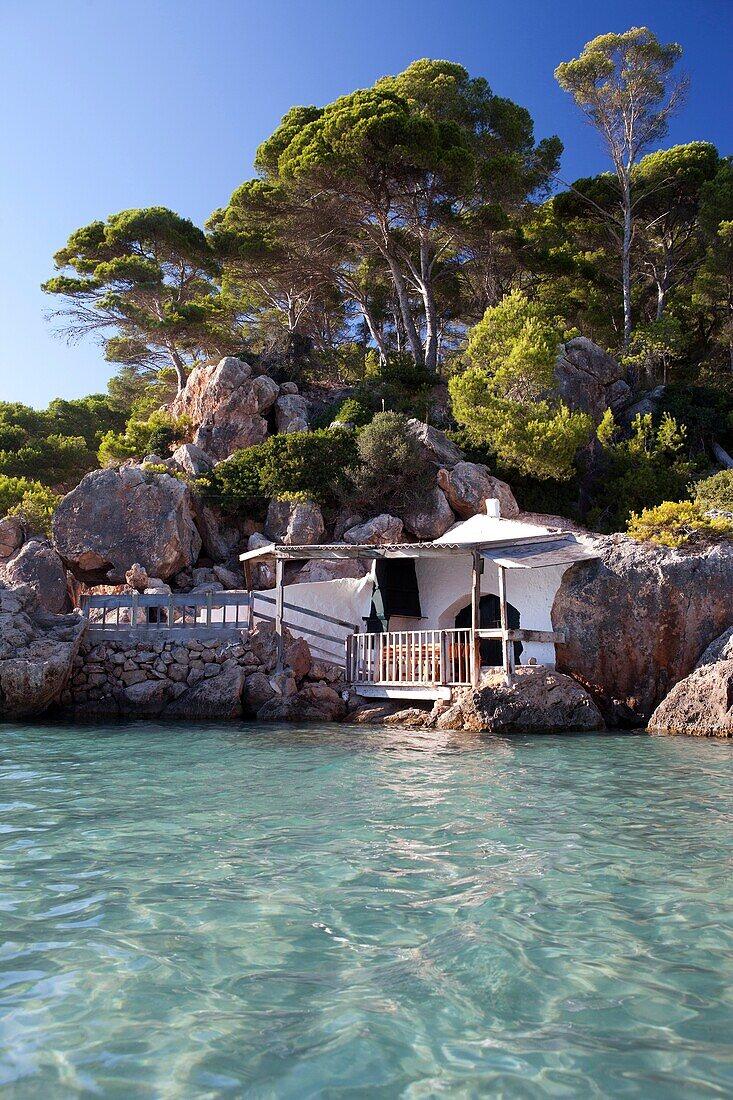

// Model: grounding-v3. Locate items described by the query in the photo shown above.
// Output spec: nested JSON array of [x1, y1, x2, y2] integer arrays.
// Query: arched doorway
[[455, 594, 523, 667]]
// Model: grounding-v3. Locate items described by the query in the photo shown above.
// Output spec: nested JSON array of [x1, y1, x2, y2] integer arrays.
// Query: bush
[[203, 428, 358, 517], [98, 410, 190, 466], [694, 469, 733, 511], [627, 500, 733, 547], [349, 411, 434, 516], [588, 412, 698, 532], [0, 434, 94, 487], [0, 475, 60, 534], [332, 397, 374, 427]]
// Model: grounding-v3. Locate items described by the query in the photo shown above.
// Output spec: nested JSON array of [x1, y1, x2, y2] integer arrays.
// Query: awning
[[480, 538, 599, 570], [240, 535, 572, 564]]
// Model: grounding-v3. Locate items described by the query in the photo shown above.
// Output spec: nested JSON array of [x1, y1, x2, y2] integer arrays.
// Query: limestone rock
[[648, 661, 733, 737], [118, 680, 173, 717], [247, 532, 275, 589], [279, 381, 299, 395], [275, 393, 309, 434], [552, 535, 733, 724], [452, 667, 604, 733], [212, 564, 245, 590], [0, 516, 24, 561], [166, 664, 245, 719], [554, 337, 631, 423], [2, 537, 69, 614], [257, 681, 346, 723], [170, 357, 268, 461], [437, 463, 519, 519], [265, 499, 324, 545], [405, 419, 465, 469], [170, 443, 214, 476], [401, 487, 455, 540], [52, 466, 202, 582], [192, 502, 242, 564], [344, 514, 403, 545], [0, 582, 85, 719]]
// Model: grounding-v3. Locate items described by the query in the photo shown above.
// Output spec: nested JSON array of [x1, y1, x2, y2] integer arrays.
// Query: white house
[[241, 502, 598, 701]]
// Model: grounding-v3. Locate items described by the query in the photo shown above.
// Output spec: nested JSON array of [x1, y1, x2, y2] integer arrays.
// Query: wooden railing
[[347, 628, 474, 688], [251, 592, 359, 666]]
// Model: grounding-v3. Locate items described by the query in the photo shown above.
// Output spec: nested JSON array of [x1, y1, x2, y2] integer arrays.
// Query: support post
[[498, 565, 514, 686], [274, 557, 284, 676], [471, 551, 482, 688]]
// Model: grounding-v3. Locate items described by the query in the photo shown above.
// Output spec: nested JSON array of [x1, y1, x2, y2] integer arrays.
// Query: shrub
[[627, 500, 733, 547], [203, 428, 358, 517], [0, 434, 94, 487], [0, 475, 60, 534], [332, 397, 373, 427], [348, 411, 434, 516], [589, 412, 698, 532], [694, 469, 733, 511], [98, 410, 190, 466]]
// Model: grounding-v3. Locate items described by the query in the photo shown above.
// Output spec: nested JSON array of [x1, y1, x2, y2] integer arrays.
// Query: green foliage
[[694, 469, 733, 512], [348, 411, 434, 516], [43, 207, 229, 391], [590, 412, 696, 531], [333, 398, 373, 427], [624, 317, 683, 385], [204, 429, 358, 516], [658, 384, 733, 453], [450, 291, 592, 479], [0, 398, 117, 489], [627, 500, 733, 547], [0, 476, 60, 534], [97, 410, 190, 466]]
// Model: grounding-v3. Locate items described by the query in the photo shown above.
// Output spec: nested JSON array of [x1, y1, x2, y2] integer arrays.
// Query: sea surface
[[0, 723, 731, 1099]]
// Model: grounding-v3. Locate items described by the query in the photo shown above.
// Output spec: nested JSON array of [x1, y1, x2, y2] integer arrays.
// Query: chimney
[[485, 498, 501, 518]]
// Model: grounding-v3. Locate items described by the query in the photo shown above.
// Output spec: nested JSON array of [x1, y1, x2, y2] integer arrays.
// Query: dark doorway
[[455, 594, 522, 666], [366, 559, 422, 631]]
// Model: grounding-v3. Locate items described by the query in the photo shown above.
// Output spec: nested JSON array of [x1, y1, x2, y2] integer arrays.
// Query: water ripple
[[0, 723, 731, 1098]]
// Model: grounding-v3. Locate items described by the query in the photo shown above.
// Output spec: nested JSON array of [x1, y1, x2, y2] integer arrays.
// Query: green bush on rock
[[0, 475, 60, 534], [627, 500, 733, 547]]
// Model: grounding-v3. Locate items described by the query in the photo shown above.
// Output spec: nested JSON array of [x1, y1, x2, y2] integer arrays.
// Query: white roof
[[434, 511, 552, 546]]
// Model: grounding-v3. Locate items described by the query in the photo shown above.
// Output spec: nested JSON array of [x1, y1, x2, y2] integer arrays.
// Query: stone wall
[[61, 624, 347, 722]]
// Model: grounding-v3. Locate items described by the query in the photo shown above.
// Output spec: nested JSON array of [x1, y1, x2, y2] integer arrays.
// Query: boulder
[[648, 661, 733, 738], [294, 559, 369, 583], [275, 393, 309, 434], [0, 516, 24, 561], [125, 563, 149, 592], [343, 514, 403, 545], [284, 636, 312, 681], [212, 564, 245, 590], [0, 582, 85, 719], [405, 419, 465, 469], [246, 532, 275, 589], [256, 681, 346, 723], [166, 664, 245, 719], [170, 357, 268, 461], [243, 670, 277, 713], [265, 499, 324, 545], [437, 463, 519, 519], [452, 667, 604, 733], [401, 487, 455, 540], [552, 535, 733, 724], [279, 381, 299, 395], [696, 625, 733, 667], [118, 679, 174, 718], [554, 337, 631, 423], [170, 443, 214, 476], [192, 502, 242, 564], [52, 466, 202, 582], [250, 374, 280, 414], [2, 537, 69, 614]]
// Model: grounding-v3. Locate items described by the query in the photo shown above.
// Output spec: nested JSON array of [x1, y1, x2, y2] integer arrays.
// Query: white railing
[[347, 628, 474, 688]]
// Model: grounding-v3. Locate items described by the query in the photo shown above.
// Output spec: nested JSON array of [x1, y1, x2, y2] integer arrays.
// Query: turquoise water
[[1, 725, 732, 1099]]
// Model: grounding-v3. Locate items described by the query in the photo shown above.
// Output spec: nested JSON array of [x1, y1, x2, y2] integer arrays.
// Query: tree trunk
[[385, 249, 424, 367], [357, 298, 388, 365], [622, 173, 632, 347], [168, 346, 187, 394], [418, 239, 439, 373]]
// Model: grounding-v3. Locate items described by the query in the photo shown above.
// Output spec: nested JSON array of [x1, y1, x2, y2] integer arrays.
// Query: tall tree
[[555, 27, 687, 347], [693, 160, 733, 370], [254, 60, 561, 371], [43, 207, 226, 392]]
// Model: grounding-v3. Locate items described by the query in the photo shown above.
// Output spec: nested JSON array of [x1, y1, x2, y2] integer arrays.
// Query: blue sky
[[1, 0, 731, 408]]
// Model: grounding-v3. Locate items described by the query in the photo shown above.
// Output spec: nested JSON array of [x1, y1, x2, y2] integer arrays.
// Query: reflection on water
[[0, 722, 732, 1098]]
